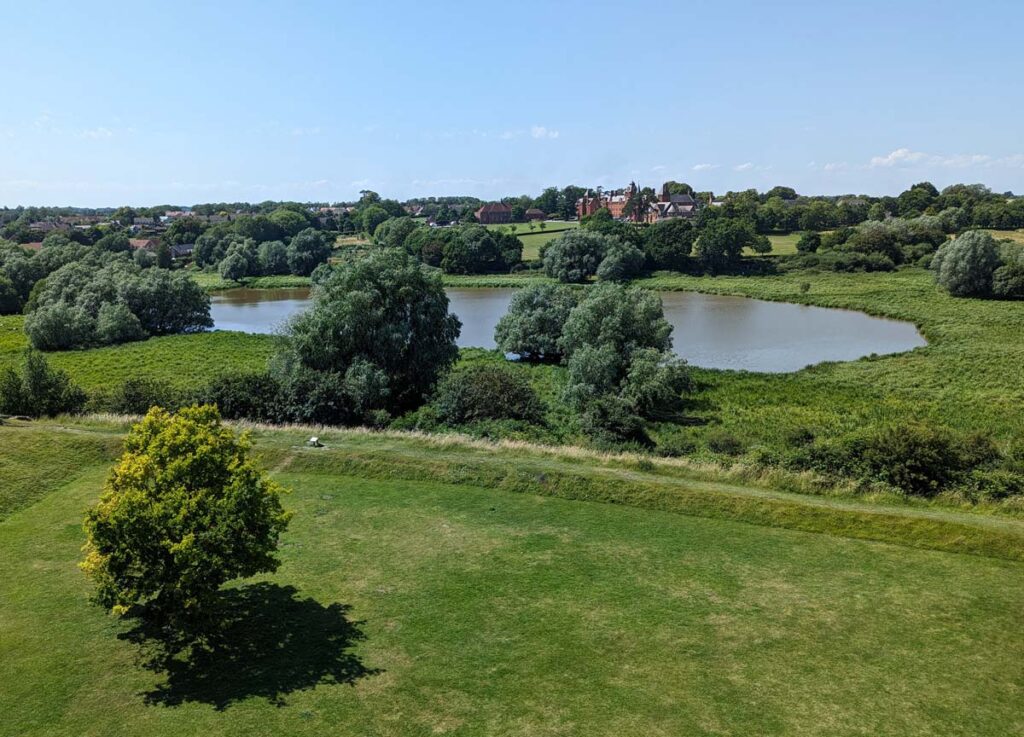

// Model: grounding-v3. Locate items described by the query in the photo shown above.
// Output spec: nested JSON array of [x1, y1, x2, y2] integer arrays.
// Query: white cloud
[[651, 164, 667, 172], [530, 125, 559, 139], [77, 127, 114, 140], [733, 162, 754, 171], [350, 178, 372, 188], [692, 163, 719, 171], [869, 148, 929, 168], [869, 147, 1024, 170], [823, 162, 848, 172]]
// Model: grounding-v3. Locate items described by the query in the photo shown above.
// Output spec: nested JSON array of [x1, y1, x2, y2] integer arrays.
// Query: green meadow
[[486, 221, 579, 260], [5, 266, 1024, 498], [2, 418, 1023, 736]]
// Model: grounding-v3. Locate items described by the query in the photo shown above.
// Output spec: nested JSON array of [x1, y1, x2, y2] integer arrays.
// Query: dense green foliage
[[932, 229, 1024, 299], [200, 227, 332, 279], [693, 218, 771, 271], [81, 406, 290, 627], [543, 229, 622, 282], [24, 254, 211, 350], [0, 349, 86, 417], [432, 363, 543, 424], [494, 283, 579, 361], [277, 249, 460, 423], [560, 285, 690, 442]]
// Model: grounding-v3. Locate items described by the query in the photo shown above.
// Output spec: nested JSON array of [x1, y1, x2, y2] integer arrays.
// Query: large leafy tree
[[642, 219, 696, 270], [81, 406, 291, 627], [163, 217, 207, 245], [693, 218, 769, 271], [280, 248, 460, 422], [543, 229, 619, 283], [931, 229, 1003, 297], [559, 285, 689, 442], [560, 283, 672, 362], [494, 283, 579, 362], [286, 228, 333, 276], [440, 225, 522, 274], [268, 207, 311, 238]]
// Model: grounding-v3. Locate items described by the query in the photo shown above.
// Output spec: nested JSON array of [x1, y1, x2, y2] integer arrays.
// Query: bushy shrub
[[199, 371, 283, 422], [0, 350, 86, 417], [706, 429, 746, 456], [433, 364, 543, 424], [796, 231, 821, 253], [793, 422, 992, 497], [968, 469, 1024, 501], [577, 394, 650, 445], [94, 377, 183, 415], [656, 432, 698, 457]]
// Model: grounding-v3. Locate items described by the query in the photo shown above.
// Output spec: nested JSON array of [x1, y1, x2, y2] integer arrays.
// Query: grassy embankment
[[1, 416, 1023, 736]]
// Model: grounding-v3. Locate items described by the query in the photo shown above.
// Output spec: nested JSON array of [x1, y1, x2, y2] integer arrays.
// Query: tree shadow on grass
[[119, 582, 378, 709]]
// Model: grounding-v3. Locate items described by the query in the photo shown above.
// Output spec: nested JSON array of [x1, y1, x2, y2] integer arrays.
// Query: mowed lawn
[[487, 221, 579, 260], [2, 421, 1023, 736]]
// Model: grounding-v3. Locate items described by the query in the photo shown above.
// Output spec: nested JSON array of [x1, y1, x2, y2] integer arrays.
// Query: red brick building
[[474, 202, 513, 225], [577, 182, 698, 223]]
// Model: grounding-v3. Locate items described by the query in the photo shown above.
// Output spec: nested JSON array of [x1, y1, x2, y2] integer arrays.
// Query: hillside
[[2, 417, 1023, 736]]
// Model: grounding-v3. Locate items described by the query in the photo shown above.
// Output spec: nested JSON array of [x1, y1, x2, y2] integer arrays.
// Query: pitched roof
[[476, 202, 512, 213]]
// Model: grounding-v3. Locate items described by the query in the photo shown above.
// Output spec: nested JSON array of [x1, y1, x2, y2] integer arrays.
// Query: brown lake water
[[210, 287, 926, 373]]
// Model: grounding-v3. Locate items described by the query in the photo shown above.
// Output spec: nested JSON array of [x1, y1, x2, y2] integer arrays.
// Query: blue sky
[[1, 0, 1022, 206]]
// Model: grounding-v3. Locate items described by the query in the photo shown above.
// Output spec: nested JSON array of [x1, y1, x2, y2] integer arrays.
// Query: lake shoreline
[[210, 283, 926, 373]]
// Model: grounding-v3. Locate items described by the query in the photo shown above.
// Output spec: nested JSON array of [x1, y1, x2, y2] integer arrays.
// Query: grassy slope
[[486, 221, 579, 261], [1, 419, 1023, 737]]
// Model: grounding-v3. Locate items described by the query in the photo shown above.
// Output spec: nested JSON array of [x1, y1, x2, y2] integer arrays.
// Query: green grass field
[[487, 221, 579, 260], [2, 418, 1023, 736], [0, 314, 277, 391]]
